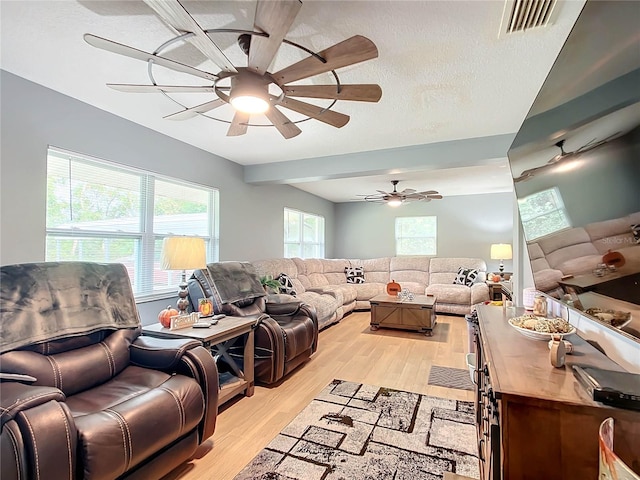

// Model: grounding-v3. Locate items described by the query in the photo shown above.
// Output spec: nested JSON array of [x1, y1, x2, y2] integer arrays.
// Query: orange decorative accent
[[158, 305, 179, 328], [198, 298, 213, 317], [602, 250, 625, 267], [386, 280, 401, 295]]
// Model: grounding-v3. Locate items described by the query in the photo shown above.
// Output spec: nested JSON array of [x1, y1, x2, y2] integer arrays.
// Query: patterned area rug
[[427, 366, 475, 391], [233, 379, 479, 480]]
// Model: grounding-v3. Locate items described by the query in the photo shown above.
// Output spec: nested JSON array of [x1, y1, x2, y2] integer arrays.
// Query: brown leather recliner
[[0, 262, 219, 480], [188, 262, 318, 384]]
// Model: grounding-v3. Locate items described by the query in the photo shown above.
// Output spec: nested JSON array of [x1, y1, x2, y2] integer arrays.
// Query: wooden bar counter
[[475, 305, 639, 480]]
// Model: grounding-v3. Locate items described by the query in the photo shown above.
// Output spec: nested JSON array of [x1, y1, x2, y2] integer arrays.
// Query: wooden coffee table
[[369, 294, 437, 336]]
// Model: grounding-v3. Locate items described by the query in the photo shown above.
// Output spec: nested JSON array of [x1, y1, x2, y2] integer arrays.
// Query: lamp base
[[499, 261, 505, 279], [176, 271, 190, 315]]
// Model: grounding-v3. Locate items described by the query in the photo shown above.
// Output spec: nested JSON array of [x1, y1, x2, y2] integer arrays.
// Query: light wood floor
[[164, 311, 474, 480]]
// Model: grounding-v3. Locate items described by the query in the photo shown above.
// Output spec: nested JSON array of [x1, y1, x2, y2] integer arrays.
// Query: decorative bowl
[[584, 308, 632, 329], [508, 317, 576, 341]]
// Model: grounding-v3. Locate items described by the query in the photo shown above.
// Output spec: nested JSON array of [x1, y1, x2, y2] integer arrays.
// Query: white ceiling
[[0, 0, 587, 202]]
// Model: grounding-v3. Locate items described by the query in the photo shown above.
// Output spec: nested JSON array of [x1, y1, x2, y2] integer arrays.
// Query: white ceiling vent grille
[[500, 0, 559, 35]]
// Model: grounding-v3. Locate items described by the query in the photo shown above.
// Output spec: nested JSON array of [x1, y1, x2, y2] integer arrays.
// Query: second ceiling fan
[[84, 0, 382, 139]]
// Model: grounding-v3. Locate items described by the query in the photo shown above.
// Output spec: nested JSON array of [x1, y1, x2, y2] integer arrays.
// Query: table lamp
[[161, 236, 206, 315], [490, 243, 512, 278]]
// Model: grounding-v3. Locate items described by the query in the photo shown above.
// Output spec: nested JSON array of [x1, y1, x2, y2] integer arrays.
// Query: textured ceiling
[[0, 0, 587, 202]]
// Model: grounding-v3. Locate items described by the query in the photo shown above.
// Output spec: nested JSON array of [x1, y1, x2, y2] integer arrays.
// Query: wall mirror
[[507, 0, 640, 344]]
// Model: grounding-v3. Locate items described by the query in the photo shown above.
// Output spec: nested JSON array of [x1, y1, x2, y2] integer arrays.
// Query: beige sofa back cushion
[[429, 257, 487, 284], [301, 258, 329, 287], [527, 243, 551, 272], [389, 256, 430, 285], [349, 257, 391, 284], [251, 258, 306, 294], [585, 215, 638, 254], [320, 259, 350, 285]]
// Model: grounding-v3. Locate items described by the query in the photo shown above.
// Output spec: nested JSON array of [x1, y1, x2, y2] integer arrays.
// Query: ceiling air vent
[[500, 0, 559, 35]]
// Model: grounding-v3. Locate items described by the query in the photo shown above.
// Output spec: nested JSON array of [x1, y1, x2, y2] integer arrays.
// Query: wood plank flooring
[[163, 311, 474, 480]]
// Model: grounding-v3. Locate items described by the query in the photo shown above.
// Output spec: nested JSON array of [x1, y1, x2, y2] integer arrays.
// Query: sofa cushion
[[453, 267, 479, 286], [425, 283, 471, 304], [389, 255, 430, 286], [533, 268, 563, 292], [68, 367, 204, 478], [349, 257, 391, 284], [352, 282, 385, 301], [429, 257, 487, 284], [345, 266, 365, 284]]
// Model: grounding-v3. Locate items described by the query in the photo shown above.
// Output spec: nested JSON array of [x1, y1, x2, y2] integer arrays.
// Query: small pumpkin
[[158, 305, 179, 328], [386, 279, 401, 295], [199, 298, 213, 317]]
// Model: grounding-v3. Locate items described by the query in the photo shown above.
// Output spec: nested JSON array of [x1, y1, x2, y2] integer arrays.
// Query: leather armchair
[[0, 262, 219, 480], [189, 263, 318, 384]]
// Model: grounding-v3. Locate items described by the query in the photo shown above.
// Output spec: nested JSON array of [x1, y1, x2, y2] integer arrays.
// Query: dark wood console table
[[474, 305, 639, 480], [142, 316, 255, 406]]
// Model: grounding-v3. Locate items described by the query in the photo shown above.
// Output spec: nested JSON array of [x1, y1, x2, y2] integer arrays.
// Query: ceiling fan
[[84, 0, 382, 139], [514, 133, 622, 182], [359, 180, 443, 207]]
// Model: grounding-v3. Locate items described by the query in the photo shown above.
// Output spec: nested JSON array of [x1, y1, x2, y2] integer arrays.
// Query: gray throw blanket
[[0, 262, 140, 353], [206, 262, 266, 304]]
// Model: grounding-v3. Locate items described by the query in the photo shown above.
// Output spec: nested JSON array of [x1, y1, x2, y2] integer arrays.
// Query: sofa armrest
[[130, 336, 202, 370], [265, 300, 303, 316], [176, 346, 219, 441], [1, 383, 76, 480], [470, 282, 490, 304], [1, 383, 65, 427]]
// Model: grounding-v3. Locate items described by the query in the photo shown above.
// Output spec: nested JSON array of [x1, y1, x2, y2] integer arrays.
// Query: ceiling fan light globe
[[387, 198, 403, 207], [230, 95, 269, 114]]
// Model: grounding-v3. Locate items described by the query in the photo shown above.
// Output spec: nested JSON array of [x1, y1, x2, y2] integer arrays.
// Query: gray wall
[[334, 192, 514, 273], [0, 70, 335, 267]]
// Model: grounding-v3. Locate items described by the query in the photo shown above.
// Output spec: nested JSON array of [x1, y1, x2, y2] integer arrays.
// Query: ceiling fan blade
[[274, 96, 349, 128], [164, 98, 226, 120], [272, 35, 378, 85], [84, 34, 218, 82], [142, 0, 237, 73], [282, 84, 382, 102], [264, 106, 302, 139], [227, 111, 250, 136], [415, 190, 438, 195], [249, 0, 302, 75], [400, 188, 416, 194], [425, 195, 443, 200], [376, 190, 389, 195], [107, 84, 216, 93]]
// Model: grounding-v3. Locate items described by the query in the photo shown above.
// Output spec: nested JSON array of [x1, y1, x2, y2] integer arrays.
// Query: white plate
[[508, 318, 576, 341]]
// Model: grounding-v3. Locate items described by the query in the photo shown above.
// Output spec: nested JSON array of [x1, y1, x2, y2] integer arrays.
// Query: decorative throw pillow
[[345, 266, 365, 284], [277, 273, 297, 296], [632, 224, 640, 244], [453, 267, 479, 287]]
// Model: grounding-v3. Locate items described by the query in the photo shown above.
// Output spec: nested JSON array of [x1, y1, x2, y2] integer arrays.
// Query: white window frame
[[45, 147, 219, 300], [518, 186, 571, 241], [284, 208, 325, 259], [395, 216, 437, 256]]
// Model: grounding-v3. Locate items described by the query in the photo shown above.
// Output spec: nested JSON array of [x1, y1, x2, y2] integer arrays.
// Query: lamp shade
[[161, 236, 206, 271], [490, 243, 512, 260]]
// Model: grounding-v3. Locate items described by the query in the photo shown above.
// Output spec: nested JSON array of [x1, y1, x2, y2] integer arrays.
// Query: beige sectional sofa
[[528, 212, 640, 297], [251, 256, 489, 330]]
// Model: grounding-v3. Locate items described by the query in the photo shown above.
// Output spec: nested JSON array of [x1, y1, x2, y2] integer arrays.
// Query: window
[[518, 187, 571, 241], [395, 216, 437, 255], [46, 147, 219, 299], [284, 208, 325, 259]]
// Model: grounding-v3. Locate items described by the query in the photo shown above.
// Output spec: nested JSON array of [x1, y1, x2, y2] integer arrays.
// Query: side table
[[142, 316, 256, 406], [486, 280, 511, 301]]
